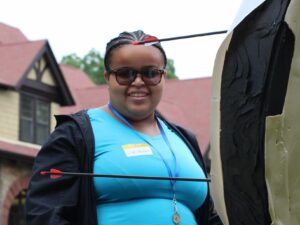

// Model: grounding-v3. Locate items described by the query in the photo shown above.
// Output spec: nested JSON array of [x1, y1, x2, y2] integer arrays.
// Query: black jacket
[[26, 110, 223, 225]]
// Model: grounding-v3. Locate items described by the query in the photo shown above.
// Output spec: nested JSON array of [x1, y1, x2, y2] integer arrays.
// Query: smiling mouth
[[128, 92, 149, 97]]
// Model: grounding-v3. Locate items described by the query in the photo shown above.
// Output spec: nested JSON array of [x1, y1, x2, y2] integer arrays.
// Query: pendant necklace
[[172, 193, 181, 225], [107, 104, 181, 224]]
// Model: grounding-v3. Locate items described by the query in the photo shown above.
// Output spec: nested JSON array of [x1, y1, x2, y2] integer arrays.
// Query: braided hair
[[104, 30, 167, 70]]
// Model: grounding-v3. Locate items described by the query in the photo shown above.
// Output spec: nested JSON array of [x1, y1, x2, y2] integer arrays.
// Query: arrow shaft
[[138, 30, 227, 45], [44, 171, 210, 182]]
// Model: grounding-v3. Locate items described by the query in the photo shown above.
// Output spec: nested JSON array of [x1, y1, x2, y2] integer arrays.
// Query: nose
[[131, 73, 145, 85]]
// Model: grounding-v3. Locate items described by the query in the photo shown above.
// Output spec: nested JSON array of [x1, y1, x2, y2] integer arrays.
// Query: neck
[[129, 114, 159, 136], [103, 105, 160, 136]]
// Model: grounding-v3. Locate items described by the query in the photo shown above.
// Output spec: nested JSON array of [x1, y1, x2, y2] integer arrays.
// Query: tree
[[61, 49, 105, 85], [166, 59, 178, 79], [60, 53, 82, 69], [61, 49, 177, 85]]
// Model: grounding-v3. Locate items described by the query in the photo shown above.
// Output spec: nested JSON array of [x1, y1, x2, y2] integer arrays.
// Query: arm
[[26, 121, 82, 225]]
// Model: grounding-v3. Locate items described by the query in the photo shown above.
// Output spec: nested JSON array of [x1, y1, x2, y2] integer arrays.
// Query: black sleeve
[[207, 197, 224, 225], [25, 121, 82, 225]]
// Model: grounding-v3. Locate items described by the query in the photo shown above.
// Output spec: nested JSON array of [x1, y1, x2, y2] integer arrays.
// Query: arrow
[[133, 30, 227, 45], [40, 168, 210, 182]]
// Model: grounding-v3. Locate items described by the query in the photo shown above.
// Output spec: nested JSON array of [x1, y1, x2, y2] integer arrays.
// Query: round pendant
[[173, 212, 181, 224]]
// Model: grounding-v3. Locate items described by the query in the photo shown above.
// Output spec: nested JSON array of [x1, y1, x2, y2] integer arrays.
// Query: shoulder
[[156, 111, 197, 141], [39, 109, 93, 159], [171, 123, 201, 153], [44, 109, 92, 148], [54, 109, 89, 127]]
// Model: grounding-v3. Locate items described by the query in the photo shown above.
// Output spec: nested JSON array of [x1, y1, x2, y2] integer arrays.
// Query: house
[[0, 23, 212, 225], [0, 22, 74, 225]]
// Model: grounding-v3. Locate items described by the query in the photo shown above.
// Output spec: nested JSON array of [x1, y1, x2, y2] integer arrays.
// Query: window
[[8, 189, 27, 225], [20, 94, 50, 145]]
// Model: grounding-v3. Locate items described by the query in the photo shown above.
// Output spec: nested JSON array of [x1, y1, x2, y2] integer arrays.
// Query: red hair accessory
[[133, 37, 159, 46], [143, 37, 158, 42]]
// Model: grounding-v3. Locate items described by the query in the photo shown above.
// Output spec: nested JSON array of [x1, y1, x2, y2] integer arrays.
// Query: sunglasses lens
[[112, 68, 164, 85], [115, 68, 136, 85], [141, 69, 163, 85]]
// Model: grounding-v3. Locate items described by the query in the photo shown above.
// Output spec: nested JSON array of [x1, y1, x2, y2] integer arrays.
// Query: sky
[[0, 0, 254, 80]]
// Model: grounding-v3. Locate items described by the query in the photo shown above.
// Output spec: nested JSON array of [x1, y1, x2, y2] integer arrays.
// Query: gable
[[27, 58, 56, 86], [0, 41, 45, 88], [0, 40, 74, 106]]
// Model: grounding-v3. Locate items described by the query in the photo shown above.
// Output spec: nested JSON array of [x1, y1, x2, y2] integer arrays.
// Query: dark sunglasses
[[107, 67, 165, 86]]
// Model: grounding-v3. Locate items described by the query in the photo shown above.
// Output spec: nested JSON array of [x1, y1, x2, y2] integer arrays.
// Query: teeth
[[129, 92, 147, 97]]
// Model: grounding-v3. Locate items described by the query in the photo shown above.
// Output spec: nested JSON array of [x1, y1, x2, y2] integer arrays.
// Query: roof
[[61, 77, 212, 152], [60, 85, 109, 114], [159, 78, 211, 151], [0, 40, 46, 87], [60, 64, 96, 100], [0, 22, 28, 44], [0, 23, 74, 105]]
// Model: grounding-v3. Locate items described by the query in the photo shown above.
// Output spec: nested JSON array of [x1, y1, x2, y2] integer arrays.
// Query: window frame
[[19, 93, 51, 145]]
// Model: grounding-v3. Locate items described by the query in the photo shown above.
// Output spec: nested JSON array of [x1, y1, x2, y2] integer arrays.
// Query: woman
[[26, 30, 223, 225]]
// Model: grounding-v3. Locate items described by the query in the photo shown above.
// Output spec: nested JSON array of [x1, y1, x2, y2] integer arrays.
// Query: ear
[[163, 70, 168, 79], [104, 71, 110, 83]]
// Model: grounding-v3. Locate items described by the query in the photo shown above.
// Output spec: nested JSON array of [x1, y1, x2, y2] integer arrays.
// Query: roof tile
[[0, 41, 46, 87], [0, 23, 28, 44]]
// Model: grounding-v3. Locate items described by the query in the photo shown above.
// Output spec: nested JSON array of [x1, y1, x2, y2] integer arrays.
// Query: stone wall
[[0, 158, 32, 225]]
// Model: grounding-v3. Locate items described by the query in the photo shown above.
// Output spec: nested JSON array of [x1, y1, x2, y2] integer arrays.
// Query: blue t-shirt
[[88, 108, 208, 225]]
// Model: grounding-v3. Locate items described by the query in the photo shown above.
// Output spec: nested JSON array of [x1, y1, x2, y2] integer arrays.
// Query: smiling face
[[105, 44, 166, 121]]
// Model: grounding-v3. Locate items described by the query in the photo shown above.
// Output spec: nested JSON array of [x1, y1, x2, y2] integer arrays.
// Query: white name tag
[[122, 144, 153, 157]]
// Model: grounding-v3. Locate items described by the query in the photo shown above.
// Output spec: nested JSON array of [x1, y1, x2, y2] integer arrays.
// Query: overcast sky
[[0, 0, 260, 80]]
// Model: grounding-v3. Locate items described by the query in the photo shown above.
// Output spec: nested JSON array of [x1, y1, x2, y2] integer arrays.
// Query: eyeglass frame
[[107, 67, 166, 86]]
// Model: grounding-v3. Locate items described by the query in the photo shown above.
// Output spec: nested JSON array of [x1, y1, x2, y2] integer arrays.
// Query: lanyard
[[107, 103, 180, 190]]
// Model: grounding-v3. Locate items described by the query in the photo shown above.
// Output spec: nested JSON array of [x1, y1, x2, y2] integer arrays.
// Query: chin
[[127, 108, 155, 120]]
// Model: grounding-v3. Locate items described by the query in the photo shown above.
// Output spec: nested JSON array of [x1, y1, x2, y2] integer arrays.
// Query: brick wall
[[0, 158, 32, 225]]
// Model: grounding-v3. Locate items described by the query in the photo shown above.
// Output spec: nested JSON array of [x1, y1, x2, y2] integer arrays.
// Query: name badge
[[122, 144, 153, 157]]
